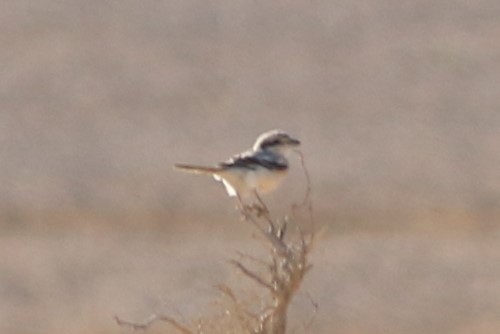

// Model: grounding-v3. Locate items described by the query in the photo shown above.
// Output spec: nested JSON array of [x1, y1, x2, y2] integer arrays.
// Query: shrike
[[174, 130, 301, 203]]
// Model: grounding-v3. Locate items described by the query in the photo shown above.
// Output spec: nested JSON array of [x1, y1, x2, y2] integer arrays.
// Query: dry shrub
[[116, 152, 315, 333]]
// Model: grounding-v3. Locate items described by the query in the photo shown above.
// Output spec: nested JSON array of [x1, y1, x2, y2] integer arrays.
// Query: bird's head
[[253, 129, 301, 155]]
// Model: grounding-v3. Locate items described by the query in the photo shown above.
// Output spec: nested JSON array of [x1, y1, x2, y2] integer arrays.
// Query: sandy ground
[[1, 219, 500, 334]]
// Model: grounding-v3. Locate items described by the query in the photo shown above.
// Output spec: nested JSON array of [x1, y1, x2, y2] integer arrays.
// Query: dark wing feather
[[220, 151, 287, 171]]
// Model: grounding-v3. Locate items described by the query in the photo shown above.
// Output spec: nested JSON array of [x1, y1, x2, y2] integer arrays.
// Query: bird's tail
[[173, 163, 222, 175]]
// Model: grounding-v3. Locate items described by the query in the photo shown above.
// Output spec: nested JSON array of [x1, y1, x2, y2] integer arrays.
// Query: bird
[[174, 129, 301, 205]]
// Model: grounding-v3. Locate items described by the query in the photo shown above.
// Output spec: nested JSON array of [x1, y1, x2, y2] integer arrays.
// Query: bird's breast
[[245, 167, 288, 194]]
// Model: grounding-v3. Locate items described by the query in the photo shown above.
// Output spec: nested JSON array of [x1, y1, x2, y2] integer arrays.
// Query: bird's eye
[[262, 139, 280, 148]]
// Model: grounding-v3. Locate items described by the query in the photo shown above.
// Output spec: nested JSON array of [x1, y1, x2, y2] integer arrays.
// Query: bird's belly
[[215, 168, 287, 197], [246, 168, 287, 194]]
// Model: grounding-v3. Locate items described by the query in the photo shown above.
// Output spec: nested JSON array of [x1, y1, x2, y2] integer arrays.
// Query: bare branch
[[236, 251, 269, 267], [245, 212, 289, 256], [253, 189, 279, 233], [115, 315, 153, 331], [115, 314, 193, 334], [230, 260, 275, 292], [296, 150, 312, 207], [117, 149, 316, 334], [215, 284, 237, 303], [303, 293, 319, 332]]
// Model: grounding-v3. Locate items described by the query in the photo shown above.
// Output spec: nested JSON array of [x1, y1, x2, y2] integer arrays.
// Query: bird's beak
[[289, 138, 301, 146]]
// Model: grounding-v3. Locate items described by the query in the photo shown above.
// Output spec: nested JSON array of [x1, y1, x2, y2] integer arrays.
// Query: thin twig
[[253, 189, 278, 233], [253, 190, 271, 216], [236, 251, 269, 267], [296, 150, 312, 206], [215, 284, 260, 329], [115, 314, 193, 334], [295, 149, 316, 243], [115, 315, 154, 331], [245, 212, 288, 256], [215, 284, 237, 303], [289, 292, 319, 334], [230, 260, 275, 292], [302, 292, 319, 331]]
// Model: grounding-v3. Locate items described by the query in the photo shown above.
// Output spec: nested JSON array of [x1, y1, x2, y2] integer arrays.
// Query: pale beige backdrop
[[1, 1, 500, 333]]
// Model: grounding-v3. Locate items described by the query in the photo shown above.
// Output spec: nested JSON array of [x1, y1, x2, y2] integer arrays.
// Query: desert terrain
[[1, 1, 500, 333]]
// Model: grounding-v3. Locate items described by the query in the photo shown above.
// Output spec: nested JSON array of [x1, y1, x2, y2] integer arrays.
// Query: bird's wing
[[220, 150, 288, 171]]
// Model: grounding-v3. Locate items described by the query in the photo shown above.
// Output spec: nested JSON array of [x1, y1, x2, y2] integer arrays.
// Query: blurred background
[[1, 1, 500, 333]]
